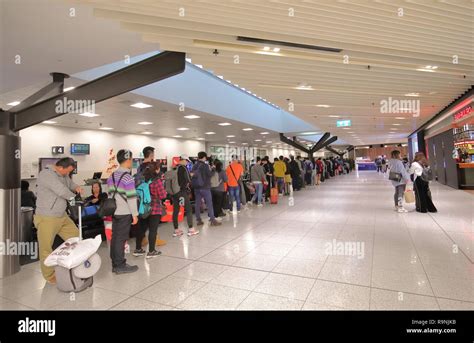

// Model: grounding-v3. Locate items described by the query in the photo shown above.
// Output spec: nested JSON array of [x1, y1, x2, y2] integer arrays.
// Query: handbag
[[389, 171, 402, 182], [98, 172, 128, 217], [404, 186, 415, 203]]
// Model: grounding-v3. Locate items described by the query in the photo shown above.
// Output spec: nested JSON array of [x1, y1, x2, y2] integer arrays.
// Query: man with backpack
[[106, 149, 139, 274], [166, 155, 199, 236], [192, 152, 221, 227]]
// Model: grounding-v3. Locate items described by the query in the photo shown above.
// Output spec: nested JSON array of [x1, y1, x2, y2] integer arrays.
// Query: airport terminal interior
[[0, 0, 473, 312]]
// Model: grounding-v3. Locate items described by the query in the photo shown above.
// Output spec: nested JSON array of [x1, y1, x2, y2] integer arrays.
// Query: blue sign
[[336, 120, 351, 127]]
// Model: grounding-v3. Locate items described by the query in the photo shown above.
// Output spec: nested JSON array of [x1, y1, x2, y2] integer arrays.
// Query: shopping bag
[[404, 188, 415, 203]]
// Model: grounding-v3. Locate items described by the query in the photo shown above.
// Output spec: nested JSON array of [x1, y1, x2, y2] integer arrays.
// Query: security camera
[[213, 49, 219, 56]]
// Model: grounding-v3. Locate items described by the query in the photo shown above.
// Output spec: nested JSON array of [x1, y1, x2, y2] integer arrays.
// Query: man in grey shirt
[[34, 157, 82, 283]]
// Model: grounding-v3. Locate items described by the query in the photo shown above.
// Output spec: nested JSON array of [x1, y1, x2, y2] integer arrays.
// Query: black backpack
[[98, 172, 128, 217], [420, 166, 434, 182]]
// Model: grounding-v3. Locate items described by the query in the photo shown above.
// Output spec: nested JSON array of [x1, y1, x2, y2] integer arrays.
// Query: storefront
[[415, 87, 474, 189]]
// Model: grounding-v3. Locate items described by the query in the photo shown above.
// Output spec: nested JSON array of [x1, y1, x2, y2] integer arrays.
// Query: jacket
[[191, 160, 213, 189], [273, 160, 286, 178], [388, 159, 410, 186], [226, 162, 244, 187], [36, 166, 78, 217], [250, 163, 266, 182], [211, 170, 228, 192], [409, 162, 423, 181], [107, 167, 138, 216]]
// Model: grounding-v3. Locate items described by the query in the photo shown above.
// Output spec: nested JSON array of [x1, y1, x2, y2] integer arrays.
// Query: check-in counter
[[457, 163, 474, 189]]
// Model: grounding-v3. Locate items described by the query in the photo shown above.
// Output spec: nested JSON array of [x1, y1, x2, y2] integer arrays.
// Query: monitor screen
[[71, 143, 90, 155]]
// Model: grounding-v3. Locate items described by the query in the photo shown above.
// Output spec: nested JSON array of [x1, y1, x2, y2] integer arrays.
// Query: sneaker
[[47, 275, 57, 285], [210, 219, 222, 226], [146, 250, 162, 259], [196, 220, 204, 226], [257, 203, 263, 207], [397, 207, 408, 213], [113, 264, 139, 274], [173, 229, 184, 237], [133, 248, 146, 257], [187, 228, 200, 236]]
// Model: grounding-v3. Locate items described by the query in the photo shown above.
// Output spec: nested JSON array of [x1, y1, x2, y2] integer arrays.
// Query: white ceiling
[[73, 0, 473, 145]]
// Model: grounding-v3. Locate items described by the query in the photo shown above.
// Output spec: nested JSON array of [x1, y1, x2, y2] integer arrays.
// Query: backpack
[[98, 172, 128, 217], [191, 163, 205, 188], [164, 167, 181, 195], [421, 166, 434, 182], [210, 171, 220, 188], [136, 180, 152, 219]]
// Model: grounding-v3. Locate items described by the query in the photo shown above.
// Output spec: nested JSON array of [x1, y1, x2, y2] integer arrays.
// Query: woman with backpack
[[409, 152, 437, 213], [133, 162, 167, 259], [211, 160, 228, 217]]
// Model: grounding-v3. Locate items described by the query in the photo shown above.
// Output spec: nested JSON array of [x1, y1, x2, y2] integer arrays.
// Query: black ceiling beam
[[317, 136, 339, 152], [326, 145, 345, 157], [236, 36, 342, 53], [279, 133, 309, 153], [12, 51, 186, 131], [310, 132, 331, 152]]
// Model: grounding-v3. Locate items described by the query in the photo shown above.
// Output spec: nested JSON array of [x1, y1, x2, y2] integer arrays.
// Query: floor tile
[[177, 284, 250, 310], [210, 267, 268, 291], [307, 280, 370, 310], [254, 273, 315, 300], [238, 292, 304, 310]]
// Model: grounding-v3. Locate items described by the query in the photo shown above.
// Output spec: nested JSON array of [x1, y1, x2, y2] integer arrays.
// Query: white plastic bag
[[45, 235, 102, 269]]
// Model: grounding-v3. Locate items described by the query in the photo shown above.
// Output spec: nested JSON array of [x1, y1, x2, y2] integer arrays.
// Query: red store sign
[[453, 105, 472, 122]]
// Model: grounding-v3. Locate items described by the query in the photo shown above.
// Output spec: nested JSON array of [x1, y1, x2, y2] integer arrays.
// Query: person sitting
[[84, 182, 107, 207], [21, 180, 37, 209]]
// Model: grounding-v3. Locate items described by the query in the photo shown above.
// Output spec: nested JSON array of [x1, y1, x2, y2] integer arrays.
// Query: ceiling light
[[79, 112, 99, 117], [242, 143, 248, 145], [242, 128, 253, 131], [405, 93, 420, 97], [328, 115, 341, 118], [205, 132, 216, 135], [43, 120, 57, 124], [184, 115, 200, 119], [416, 68, 435, 73], [218, 122, 232, 126], [261, 132, 270, 135], [63, 87, 75, 92], [229, 141, 236, 144], [255, 139, 262, 142], [226, 135, 235, 138], [263, 46, 270, 51], [295, 85, 314, 91], [99, 127, 113, 130], [173, 135, 182, 138], [7, 101, 21, 106], [138, 121, 153, 125], [142, 131, 153, 135], [131, 102, 152, 109], [266, 141, 272, 143], [196, 138, 205, 140], [395, 117, 405, 120], [273, 48, 280, 52], [392, 123, 401, 126], [177, 127, 189, 131], [301, 132, 319, 135], [316, 104, 330, 108]]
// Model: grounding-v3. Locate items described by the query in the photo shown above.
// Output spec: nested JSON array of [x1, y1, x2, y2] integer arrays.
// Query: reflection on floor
[[1, 171, 472, 310]]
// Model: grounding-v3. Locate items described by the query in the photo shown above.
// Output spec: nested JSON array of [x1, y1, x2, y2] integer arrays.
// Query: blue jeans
[[194, 188, 215, 221], [251, 182, 263, 204], [228, 186, 241, 211]]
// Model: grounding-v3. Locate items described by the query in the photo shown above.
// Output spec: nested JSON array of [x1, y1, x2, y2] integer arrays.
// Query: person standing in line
[[409, 152, 437, 213], [289, 155, 301, 191], [172, 155, 199, 237], [316, 158, 323, 185], [226, 155, 244, 213], [133, 162, 167, 259], [34, 157, 82, 283], [310, 158, 317, 186], [211, 159, 228, 217], [273, 156, 286, 195], [107, 150, 139, 274], [388, 150, 411, 213], [284, 157, 292, 195], [21, 180, 37, 209], [375, 156, 383, 173], [262, 156, 273, 202], [250, 157, 267, 206], [192, 151, 222, 226]]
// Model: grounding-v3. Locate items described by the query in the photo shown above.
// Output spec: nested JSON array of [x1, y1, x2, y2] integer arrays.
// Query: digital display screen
[[71, 143, 90, 155]]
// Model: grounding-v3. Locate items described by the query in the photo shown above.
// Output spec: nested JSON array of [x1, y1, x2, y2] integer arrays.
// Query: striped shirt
[[107, 167, 138, 216]]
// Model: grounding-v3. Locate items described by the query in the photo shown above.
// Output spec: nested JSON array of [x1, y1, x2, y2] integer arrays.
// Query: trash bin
[[20, 207, 34, 243]]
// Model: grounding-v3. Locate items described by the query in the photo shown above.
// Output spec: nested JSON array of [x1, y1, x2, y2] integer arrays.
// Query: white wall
[[20, 125, 205, 187]]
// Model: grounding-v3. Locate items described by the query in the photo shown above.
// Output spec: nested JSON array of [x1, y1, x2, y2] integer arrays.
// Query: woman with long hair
[[211, 159, 228, 216], [388, 150, 411, 212], [409, 152, 437, 213]]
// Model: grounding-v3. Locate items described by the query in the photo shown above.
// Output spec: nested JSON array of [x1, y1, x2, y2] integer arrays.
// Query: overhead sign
[[51, 146, 64, 155], [453, 105, 472, 122], [336, 119, 351, 127]]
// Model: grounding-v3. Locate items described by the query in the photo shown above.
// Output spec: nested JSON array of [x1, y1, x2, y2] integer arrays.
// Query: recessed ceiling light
[[43, 120, 57, 124], [177, 127, 189, 131], [227, 135, 235, 138], [273, 47, 280, 52], [205, 132, 216, 135], [416, 68, 436, 73], [301, 132, 319, 135], [242, 143, 248, 145], [266, 141, 272, 143], [261, 132, 270, 135], [316, 104, 330, 108], [173, 135, 182, 138], [229, 141, 236, 144], [184, 115, 200, 119], [79, 112, 100, 117], [395, 117, 405, 120], [99, 127, 113, 130], [196, 138, 205, 140], [243, 128, 253, 131], [131, 102, 152, 109], [142, 131, 153, 135], [138, 121, 153, 125], [295, 85, 314, 91], [218, 122, 232, 126], [7, 101, 21, 106], [405, 93, 420, 97], [328, 115, 341, 118], [263, 46, 270, 51], [63, 87, 75, 92], [255, 139, 262, 142], [392, 124, 401, 126]]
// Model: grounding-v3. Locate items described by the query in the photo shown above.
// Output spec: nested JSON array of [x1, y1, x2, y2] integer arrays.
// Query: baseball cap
[[180, 154, 190, 161]]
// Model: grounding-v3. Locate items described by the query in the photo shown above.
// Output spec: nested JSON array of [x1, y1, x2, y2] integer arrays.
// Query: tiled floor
[[1, 171, 473, 310]]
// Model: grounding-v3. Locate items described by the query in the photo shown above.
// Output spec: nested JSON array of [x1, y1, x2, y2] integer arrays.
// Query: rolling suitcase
[[270, 179, 278, 204]]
